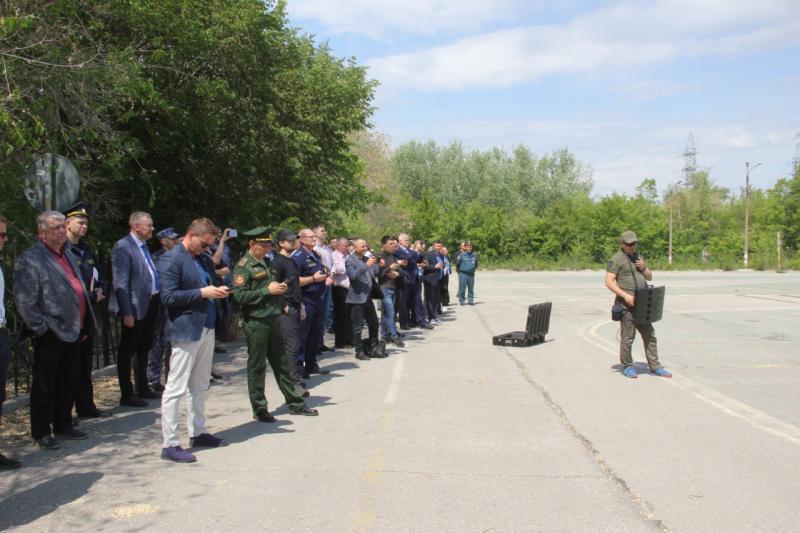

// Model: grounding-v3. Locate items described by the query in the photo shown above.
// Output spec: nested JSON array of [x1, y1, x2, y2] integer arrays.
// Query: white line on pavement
[[384, 354, 405, 405]]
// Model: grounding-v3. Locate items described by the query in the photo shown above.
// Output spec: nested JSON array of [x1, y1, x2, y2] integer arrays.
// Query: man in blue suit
[[109, 211, 162, 407], [422, 241, 445, 325], [158, 218, 231, 463], [395, 234, 432, 330]]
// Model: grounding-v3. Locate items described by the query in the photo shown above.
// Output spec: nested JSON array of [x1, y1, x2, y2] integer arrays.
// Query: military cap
[[621, 230, 638, 244], [63, 201, 90, 219], [156, 227, 180, 240], [243, 226, 274, 243], [275, 228, 298, 242]]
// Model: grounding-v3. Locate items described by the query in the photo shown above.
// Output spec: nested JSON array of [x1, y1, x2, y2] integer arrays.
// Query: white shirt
[[0, 265, 5, 328], [314, 244, 333, 271]]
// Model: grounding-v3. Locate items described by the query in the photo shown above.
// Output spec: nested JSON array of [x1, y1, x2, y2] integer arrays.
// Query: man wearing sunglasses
[[157, 218, 231, 463], [605, 230, 671, 379]]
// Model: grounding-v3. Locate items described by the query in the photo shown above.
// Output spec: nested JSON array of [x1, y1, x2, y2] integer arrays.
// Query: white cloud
[[366, 0, 800, 92], [286, 0, 528, 40]]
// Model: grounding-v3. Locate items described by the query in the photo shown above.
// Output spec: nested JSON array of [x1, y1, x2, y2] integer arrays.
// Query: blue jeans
[[458, 272, 475, 303], [380, 287, 399, 339]]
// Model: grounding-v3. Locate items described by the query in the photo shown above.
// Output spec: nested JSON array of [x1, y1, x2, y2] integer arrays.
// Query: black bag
[[611, 303, 625, 321]]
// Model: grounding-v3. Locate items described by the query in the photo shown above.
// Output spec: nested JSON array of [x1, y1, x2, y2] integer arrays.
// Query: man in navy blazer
[[14, 211, 96, 449], [109, 211, 162, 406], [345, 239, 381, 361], [158, 218, 230, 463], [422, 241, 445, 324]]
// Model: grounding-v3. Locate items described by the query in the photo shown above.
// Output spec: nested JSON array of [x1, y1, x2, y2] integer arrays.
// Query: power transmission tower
[[682, 131, 697, 180]]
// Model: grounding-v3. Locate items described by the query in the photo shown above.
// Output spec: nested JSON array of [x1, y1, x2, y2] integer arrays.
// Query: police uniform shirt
[[272, 253, 302, 309], [607, 251, 647, 294], [292, 248, 326, 299], [66, 239, 101, 292]]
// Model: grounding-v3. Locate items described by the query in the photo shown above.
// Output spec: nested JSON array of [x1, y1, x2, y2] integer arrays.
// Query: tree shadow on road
[[0, 471, 103, 530]]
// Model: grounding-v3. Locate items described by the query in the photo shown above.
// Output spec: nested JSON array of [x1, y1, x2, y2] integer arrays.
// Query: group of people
[[0, 206, 477, 466]]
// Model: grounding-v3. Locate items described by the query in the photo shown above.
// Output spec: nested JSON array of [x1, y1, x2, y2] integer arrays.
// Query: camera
[[228, 229, 238, 238]]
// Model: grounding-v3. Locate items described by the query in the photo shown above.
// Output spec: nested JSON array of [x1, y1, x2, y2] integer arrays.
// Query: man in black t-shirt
[[272, 229, 307, 395]]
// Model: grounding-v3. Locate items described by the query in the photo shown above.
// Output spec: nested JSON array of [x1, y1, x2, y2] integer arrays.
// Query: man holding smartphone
[[232, 227, 317, 422]]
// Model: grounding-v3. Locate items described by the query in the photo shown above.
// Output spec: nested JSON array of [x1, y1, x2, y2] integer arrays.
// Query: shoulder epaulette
[[237, 257, 248, 267]]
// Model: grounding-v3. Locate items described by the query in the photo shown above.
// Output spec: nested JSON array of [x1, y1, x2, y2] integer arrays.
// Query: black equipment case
[[492, 302, 552, 347], [633, 285, 665, 325]]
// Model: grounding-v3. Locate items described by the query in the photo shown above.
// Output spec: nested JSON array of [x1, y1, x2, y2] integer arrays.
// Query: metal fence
[[3, 246, 121, 398]]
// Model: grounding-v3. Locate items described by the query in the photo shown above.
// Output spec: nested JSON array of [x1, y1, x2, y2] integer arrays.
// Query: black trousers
[[117, 297, 158, 399], [423, 279, 441, 321], [349, 300, 379, 352], [440, 274, 450, 306], [332, 286, 352, 347], [30, 330, 81, 440], [74, 332, 97, 415], [397, 282, 414, 327]]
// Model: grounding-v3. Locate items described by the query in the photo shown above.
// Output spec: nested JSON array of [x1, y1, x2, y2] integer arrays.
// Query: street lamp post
[[743, 161, 762, 269]]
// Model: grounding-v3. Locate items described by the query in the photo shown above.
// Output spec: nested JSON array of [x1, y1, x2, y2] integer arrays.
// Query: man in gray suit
[[109, 211, 161, 407], [345, 238, 382, 361], [158, 218, 230, 463], [14, 211, 95, 450]]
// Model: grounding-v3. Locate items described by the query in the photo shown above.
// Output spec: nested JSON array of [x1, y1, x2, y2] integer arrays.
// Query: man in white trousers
[[157, 218, 230, 463]]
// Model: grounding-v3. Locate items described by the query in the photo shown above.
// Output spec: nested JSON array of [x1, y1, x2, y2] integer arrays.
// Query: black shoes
[[302, 390, 310, 398], [35, 436, 59, 450], [120, 396, 148, 407], [55, 427, 87, 440], [307, 365, 330, 375], [289, 406, 319, 416], [77, 408, 113, 419], [320, 345, 335, 352], [355, 352, 370, 361], [150, 382, 165, 392], [211, 371, 224, 379], [0, 454, 21, 470], [213, 346, 227, 353], [254, 410, 276, 423], [418, 323, 434, 330]]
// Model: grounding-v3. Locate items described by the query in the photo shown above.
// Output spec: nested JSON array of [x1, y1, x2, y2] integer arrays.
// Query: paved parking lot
[[1, 270, 798, 532]]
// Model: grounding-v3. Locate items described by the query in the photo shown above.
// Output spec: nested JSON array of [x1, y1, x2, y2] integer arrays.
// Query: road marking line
[[349, 355, 405, 533], [580, 316, 800, 447]]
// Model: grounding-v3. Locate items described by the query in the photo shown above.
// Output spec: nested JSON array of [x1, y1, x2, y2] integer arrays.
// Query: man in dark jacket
[[346, 239, 382, 361], [14, 211, 96, 450]]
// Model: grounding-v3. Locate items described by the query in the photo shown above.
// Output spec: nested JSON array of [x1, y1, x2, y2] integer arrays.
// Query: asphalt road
[[1, 270, 798, 532]]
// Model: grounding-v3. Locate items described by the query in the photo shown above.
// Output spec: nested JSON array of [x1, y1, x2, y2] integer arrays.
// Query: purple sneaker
[[161, 446, 196, 463], [190, 433, 229, 448]]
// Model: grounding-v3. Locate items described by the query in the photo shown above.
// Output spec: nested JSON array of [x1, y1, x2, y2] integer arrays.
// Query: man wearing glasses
[[109, 211, 163, 407], [605, 230, 672, 379], [158, 218, 231, 463], [14, 211, 96, 449]]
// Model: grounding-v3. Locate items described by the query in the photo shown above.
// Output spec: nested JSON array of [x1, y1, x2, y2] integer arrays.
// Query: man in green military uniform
[[232, 227, 318, 421], [605, 230, 672, 379]]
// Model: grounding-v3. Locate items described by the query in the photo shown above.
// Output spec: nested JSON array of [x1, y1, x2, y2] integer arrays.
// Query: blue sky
[[285, 0, 800, 197]]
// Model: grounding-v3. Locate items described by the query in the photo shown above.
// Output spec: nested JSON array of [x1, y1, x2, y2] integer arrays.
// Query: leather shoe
[[418, 323, 434, 330], [35, 435, 59, 450], [55, 427, 87, 440], [320, 344, 335, 352], [77, 408, 113, 419], [399, 325, 411, 330], [302, 390, 310, 398], [150, 383, 165, 392], [120, 396, 148, 407], [355, 352, 370, 361], [253, 410, 276, 423], [289, 406, 319, 416], [308, 365, 330, 375], [138, 390, 162, 399], [0, 454, 21, 470]]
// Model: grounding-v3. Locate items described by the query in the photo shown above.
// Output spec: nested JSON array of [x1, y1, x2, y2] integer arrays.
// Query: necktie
[[141, 244, 160, 290]]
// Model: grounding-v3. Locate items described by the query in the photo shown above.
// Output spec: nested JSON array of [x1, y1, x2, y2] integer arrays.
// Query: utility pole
[[682, 132, 698, 180], [667, 180, 683, 266], [743, 161, 762, 269]]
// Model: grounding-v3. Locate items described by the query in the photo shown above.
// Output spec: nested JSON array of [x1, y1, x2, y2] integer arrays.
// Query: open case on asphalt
[[492, 302, 552, 347]]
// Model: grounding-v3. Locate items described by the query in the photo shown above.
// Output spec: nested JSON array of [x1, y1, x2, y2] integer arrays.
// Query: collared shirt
[[46, 244, 87, 326], [130, 232, 159, 295], [331, 250, 350, 289], [313, 243, 333, 271]]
